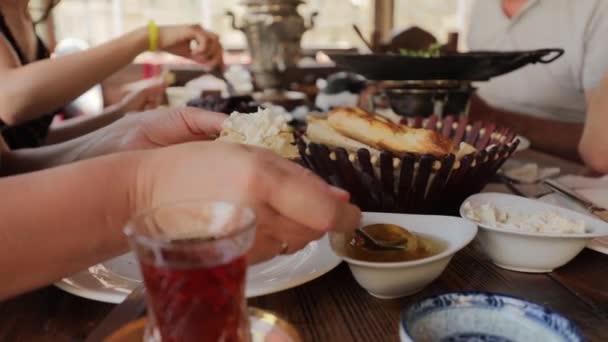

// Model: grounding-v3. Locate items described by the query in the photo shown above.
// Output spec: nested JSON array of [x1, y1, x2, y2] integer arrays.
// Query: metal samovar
[[228, 0, 317, 91]]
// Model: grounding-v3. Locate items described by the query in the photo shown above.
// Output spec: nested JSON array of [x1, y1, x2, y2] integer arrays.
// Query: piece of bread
[[327, 107, 454, 157], [306, 115, 379, 154]]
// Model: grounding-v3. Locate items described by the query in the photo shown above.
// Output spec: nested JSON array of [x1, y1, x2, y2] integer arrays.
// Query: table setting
[[31, 103, 604, 341]]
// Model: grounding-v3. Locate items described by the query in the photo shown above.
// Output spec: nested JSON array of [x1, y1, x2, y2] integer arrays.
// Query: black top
[[0, 13, 58, 149]]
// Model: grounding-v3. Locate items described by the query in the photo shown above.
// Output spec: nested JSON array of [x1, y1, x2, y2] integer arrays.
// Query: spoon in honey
[[354, 224, 413, 251]]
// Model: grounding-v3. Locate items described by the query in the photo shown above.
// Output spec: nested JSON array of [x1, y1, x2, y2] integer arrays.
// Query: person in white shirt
[[466, 0, 608, 172]]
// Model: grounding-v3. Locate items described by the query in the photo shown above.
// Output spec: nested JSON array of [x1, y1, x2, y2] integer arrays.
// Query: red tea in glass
[[125, 201, 256, 342]]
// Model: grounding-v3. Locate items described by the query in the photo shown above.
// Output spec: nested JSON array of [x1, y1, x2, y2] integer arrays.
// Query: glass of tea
[[125, 201, 256, 342]]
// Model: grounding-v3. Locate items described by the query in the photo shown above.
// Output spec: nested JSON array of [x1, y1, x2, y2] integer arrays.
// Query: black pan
[[328, 49, 564, 81], [385, 87, 475, 118]]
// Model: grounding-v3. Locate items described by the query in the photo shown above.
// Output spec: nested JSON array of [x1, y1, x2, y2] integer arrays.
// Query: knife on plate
[[85, 284, 147, 342], [543, 179, 608, 222]]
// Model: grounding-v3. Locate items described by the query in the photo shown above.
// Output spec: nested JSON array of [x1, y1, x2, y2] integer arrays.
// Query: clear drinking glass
[[124, 201, 256, 342]]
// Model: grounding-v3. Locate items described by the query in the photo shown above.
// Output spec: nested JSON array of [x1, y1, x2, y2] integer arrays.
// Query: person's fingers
[[206, 37, 222, 60], [176, 108, 227, 137], [250, 151, 361, 233], [149, 85, 166, 106], [255, 205, 324, 254], [265, 154, 351, 202], [268, 179, 360, 233], [188, 28, 223, 66], [133, 108, 226, 147], [204, 49, 224, 70], [190, 26, 213, 54], [197, 34, 217, 56], [246, 234, 281, 265]]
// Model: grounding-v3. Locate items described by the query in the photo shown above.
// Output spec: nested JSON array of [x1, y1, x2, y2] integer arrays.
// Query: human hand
[[156, 24, 223, 70], [75, 107, 226, 160], [115, 79, 167, 114], [132, 142, 361, 264]]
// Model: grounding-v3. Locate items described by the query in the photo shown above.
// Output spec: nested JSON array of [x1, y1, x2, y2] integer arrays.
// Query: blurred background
[[26, 0, 474, 117], [34, 0, 468, 55]]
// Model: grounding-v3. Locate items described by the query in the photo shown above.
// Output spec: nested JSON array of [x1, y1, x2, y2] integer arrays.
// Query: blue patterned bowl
[[400, 292, 583, 342]]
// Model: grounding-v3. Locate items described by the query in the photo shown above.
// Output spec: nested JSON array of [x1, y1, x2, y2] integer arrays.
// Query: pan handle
[[535, 48, 565, 64]]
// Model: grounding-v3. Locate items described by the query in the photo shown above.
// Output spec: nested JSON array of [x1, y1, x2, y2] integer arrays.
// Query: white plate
[[539, 192, 608, 254], [515, 135, 530, 152], [55, 236, 340, 304]]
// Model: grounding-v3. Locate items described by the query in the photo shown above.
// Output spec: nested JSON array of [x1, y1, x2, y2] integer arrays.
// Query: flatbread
[[305, 115, 379, 153], [327, 107, 454, 157]]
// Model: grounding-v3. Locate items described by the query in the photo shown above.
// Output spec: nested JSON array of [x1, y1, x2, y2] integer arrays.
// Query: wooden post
[[372, 0, 394, 51]]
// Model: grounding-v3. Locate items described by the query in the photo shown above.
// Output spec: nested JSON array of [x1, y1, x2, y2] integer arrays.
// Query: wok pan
[[329, 48, 564, 81]]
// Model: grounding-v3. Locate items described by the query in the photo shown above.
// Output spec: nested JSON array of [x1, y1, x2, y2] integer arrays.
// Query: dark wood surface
[[1, 150, 607, 342]]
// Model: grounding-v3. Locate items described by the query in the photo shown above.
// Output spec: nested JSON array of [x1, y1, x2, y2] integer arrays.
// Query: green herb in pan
[[399, 43, 442, 57]]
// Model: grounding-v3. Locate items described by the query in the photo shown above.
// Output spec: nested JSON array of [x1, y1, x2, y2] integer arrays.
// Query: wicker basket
[[296, 115, 519, 215]]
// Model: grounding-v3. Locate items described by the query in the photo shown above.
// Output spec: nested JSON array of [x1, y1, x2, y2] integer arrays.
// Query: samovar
[[228, 0, 317, 91]]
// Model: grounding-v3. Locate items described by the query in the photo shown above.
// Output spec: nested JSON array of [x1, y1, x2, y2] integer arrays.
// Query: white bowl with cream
[[460, 193, 608, 273], [329, 212, 477, 299]]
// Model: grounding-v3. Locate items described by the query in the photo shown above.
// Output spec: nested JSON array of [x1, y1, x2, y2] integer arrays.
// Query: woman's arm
[[0, 141, 360, 300], [0, 107, 226, 176], [44, 77, 169, 144], [0, 135, 84, 176], [579, 74, 608, 174], [0, 25, 222, 125], [0, 152, 139, 299], [0, 29, 146, 125], [468, 95, 584, 161]]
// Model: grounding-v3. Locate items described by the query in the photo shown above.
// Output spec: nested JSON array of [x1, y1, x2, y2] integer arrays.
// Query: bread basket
[[295, 115, 519, 214]]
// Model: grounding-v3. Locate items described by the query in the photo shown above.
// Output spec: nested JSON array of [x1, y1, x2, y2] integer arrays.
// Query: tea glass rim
[[123, 199, 256, 250]]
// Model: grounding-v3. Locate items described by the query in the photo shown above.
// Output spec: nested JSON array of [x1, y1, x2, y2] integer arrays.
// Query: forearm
[[0, 28, 147, 125], [579, 80, 608, 173], [0, 152, 140, 299], [0, 113, 127, 175], [45, 105, 123, 145], [0, 135, 85, 176], [469, 96, 583, 161]]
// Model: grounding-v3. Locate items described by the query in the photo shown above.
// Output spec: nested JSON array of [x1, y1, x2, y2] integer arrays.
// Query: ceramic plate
[[515, 135, 531, 152], [55, 236, 340, 304], [539, 193, 608, 254]]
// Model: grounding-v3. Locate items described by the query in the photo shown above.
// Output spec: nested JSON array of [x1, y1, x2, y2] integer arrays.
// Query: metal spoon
[[543, 179, 608, 223], [355, 227, 407, 251]]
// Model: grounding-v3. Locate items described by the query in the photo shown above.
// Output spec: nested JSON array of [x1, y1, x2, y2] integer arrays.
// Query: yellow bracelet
[[148, 20, 158, 51]]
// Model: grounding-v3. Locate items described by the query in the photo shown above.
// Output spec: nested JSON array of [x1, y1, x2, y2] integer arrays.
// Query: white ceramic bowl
[[460, 193, 608, 273], [329, 212, 477, 299], [165, 87, 201, 107], [400, 292, 583, 342]]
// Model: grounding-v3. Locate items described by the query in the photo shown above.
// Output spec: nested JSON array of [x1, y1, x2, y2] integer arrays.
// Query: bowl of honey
[[330, 212, 478, 299]]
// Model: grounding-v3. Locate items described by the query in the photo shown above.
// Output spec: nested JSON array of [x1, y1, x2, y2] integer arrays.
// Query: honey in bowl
[[345, 224, 446, 262]]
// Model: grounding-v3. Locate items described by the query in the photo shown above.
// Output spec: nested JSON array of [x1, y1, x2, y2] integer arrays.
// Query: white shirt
[[467, 0, 608, 123]]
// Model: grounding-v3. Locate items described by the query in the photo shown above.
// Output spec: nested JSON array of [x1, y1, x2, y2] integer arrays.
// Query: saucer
[[104, 308, 301, 342]]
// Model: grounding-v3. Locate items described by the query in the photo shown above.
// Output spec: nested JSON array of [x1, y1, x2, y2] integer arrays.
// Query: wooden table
[[1, 150, 607, 342]]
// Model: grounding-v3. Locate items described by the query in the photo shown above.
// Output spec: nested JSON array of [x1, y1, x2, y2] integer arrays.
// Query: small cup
[[125, 201, 256, 342]]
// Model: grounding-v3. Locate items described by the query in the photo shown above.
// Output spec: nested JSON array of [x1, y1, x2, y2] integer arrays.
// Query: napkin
[[554, 175, 608, 208], [503, 162, 561, 184], [546, 175, 608, 254]]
